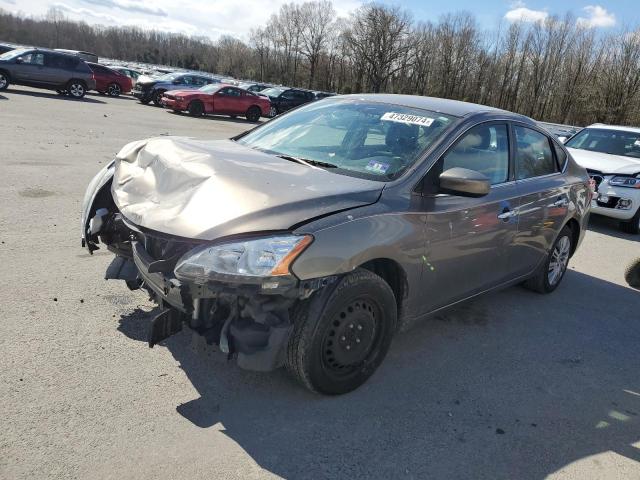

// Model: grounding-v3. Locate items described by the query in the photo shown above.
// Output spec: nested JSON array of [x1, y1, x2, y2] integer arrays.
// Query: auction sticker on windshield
[[381, 112, 435, 127], [365, 160, 390, 174]]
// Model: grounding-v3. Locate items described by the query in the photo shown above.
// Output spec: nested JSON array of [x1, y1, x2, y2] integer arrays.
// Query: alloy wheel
[[0, 74, 7, 89], [69, 83, 84, 98], [108, 83, 121, 96], [270, 106, 277, 117], [548, 236, 570, 286]]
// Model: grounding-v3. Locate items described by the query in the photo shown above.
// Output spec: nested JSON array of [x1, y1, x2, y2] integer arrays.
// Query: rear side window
[[514, 126, 557, 180], [442, 124, 510, 185]]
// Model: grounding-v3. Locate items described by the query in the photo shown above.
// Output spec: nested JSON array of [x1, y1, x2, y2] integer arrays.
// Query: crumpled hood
[[567, 147, 640, 175], [111, 137, 383, 240]]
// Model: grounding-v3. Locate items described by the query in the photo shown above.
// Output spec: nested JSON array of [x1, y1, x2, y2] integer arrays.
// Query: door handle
[[498, 208, 515, 221]]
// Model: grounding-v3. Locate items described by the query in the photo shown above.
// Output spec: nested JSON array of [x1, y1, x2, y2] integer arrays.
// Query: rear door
[[511, 124, 570, 277], [418, 122, 521, 312]]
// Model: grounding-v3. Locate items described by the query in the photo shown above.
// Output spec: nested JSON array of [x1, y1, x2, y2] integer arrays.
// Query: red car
[[162, 84, 271, 122], [87, 62, 133, 96]]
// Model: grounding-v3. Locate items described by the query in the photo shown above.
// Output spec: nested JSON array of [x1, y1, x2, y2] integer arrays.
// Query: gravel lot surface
[[1, 86, 639, 480]]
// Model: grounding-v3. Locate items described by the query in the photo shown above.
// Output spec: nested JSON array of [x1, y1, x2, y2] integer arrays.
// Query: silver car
[[0, 48, 96, 98], [81, 95, 591, 394]]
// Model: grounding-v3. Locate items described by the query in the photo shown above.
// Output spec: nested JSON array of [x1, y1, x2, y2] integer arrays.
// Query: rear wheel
[[107, 83, 121, 96], [286, 268, 397, 395], [152, 89, 165, 106], [66, 80, 86, 99], [523, 226, 573, 293], [187, 100, 204, 116], [0, 71, 8, 91], [246, 106, 261, 122], [620, 208, 640, 235]]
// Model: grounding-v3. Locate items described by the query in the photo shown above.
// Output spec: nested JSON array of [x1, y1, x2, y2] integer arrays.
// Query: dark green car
[[81, 95, 591, 394]]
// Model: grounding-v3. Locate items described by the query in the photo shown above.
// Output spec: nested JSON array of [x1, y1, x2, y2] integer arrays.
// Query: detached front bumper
[[125, 234, 323, 372]]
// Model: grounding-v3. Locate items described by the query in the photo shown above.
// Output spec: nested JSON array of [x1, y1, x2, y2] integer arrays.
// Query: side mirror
[[15, 57, 23, 64], [558, 136, 567, 144], [439, 167, 490, 197]]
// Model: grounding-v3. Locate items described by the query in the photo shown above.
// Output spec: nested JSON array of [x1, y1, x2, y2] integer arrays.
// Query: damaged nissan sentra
[[81, 95, 591, 394]]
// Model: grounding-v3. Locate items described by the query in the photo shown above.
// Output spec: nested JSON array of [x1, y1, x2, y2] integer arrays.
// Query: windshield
[[157, 72, 181, 81], [0, 48, 28, 60], [199, 84, 222, 93], [237, 99, 457, 181], [565, 128, 640, 158], [261, 87, 286, 97]]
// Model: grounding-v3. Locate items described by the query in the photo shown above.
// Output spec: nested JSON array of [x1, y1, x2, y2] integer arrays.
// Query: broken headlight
[[174, 234, 313, 283]]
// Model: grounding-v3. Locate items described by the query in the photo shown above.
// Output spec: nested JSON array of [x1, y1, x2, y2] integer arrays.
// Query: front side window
[[237, 99, 456, 181], [565, 128, 640, 159], [514, 126, 557, 180], [21, 53, 44, 65], [442, 124, 510, 185]]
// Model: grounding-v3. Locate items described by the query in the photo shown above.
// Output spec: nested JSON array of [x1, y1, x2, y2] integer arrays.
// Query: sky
[[1, 0, 637, 41]]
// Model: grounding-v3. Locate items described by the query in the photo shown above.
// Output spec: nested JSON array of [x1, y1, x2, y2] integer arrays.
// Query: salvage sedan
[[81, 95, 591, 395]]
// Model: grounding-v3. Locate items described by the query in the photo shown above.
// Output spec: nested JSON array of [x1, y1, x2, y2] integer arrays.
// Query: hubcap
[[0, 75, 6, 88], [321, 299, 378, 373], [548, 236, 571, 286], [70, 84, 84, 97]]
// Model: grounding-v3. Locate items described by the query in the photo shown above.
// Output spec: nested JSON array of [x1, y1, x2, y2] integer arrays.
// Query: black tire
[[625, 258, 640, 289], [620, 208, 640, 235], [66, 80, 86, 99], [246, 106, 261, 122], [152, 89, 165, 106], [523, 225, 573, 294], [107, 82, 121, 97], [140, 98, 151, 105], [0, 71, 8, 91], [187, 100, 204, 116], [286, 268, 397, 395]]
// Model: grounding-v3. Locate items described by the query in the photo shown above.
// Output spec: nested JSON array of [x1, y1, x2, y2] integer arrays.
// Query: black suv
[[0, 48, 96, 98], [261, 87, 315, 117]]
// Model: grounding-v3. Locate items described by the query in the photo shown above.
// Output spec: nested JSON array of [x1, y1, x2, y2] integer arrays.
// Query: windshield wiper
[[277, 154, 338, 168]]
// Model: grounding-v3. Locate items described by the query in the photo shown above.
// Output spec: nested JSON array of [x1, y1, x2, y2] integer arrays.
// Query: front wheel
[[620, 208, 640, 235], [187, 100, 204, 116], [0, 72, 8, 91], [286, 268, 397, 395], [152, 90, 165, 106], [66, 80, 86, 99], [246, 106, 261, 122], [269, 106, 278, 118], [523, 225, 573, 293]]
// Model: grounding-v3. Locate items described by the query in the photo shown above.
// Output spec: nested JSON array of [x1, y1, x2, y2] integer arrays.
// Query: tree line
[[1, 3, 640, 126]]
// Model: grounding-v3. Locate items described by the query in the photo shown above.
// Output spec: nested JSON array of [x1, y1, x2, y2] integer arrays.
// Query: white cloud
[[504, 4, 548, 23], [79, 0, 167, 17], [577, 5, 616, 28]]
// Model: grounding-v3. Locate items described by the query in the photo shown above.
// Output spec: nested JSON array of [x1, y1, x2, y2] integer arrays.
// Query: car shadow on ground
[[588, 214, 639, 242], [5, 88, 106, 104], [0, 93, 7, 100], [117, 270, 639, 479], [88, 93, 137, 101], [166, 110, 263, 125]]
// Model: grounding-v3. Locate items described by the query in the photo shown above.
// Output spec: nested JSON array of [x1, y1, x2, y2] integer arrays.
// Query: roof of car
[[586, 123, 640, 133], [334, 93, 529, 119]]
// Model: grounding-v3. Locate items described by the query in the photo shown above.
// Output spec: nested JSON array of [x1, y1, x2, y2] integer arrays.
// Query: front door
[[13, 52, 47, 86], [418, 122, 520, 313], [511, 124, 570, 277]]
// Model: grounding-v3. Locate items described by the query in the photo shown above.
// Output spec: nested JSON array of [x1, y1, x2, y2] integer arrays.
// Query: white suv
[[565, 124, 640, 234]]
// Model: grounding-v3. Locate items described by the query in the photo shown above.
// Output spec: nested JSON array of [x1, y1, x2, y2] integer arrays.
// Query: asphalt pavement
[[1, 86, 639, 480]]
